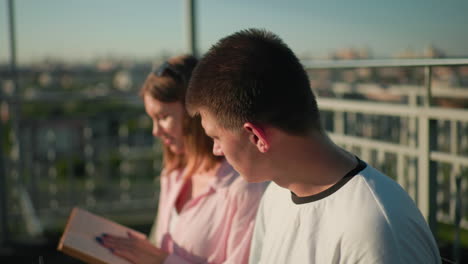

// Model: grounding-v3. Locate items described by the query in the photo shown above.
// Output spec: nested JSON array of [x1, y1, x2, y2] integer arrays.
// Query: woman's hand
[[97, 232, 169, 264]]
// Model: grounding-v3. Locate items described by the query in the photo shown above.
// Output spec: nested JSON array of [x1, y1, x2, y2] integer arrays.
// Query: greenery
[[1, 122, 10, 153], [21, 100, 143, 119], [438, 222, 468, 246]]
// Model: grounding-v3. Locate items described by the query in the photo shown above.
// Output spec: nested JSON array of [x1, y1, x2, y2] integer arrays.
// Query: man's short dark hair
[[186, 28, 320, 135]]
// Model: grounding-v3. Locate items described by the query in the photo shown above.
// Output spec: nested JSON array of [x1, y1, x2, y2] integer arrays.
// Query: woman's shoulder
[[218, 163, 268, 198], [160, 167, 185, 184]]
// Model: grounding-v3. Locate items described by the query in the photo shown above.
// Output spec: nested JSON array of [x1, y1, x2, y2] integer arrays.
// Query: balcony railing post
[[453, 173, 462, 263], [185, 0, 198, 57], [1, 0, 19, 247], [0, 115, 7, 247], [418, 66, 438, 235]]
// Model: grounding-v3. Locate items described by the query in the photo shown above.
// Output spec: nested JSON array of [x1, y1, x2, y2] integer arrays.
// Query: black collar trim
[[291, 157, 367, 204]]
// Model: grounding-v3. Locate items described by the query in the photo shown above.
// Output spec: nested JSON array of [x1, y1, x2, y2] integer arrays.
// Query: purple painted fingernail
[[95, 237, 103, 244]]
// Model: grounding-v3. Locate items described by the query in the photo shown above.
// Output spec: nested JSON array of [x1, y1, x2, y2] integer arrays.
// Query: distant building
[[393, 44, 445, 59], [113, 70, 133, 91], [328, 47, 371, 60], [423, 45, 445, 58]]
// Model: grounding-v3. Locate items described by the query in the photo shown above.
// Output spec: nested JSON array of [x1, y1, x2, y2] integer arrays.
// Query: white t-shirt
[[249, 159, 441, 264]]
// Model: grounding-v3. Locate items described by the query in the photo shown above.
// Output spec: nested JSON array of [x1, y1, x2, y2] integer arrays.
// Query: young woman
[[97, 55, 267, 264]]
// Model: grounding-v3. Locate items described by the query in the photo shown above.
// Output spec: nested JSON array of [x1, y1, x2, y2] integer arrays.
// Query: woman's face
[[143, 94, 186, 155]]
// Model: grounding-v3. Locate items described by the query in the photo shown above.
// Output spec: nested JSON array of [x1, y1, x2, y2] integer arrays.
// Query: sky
[[1, 0, 468, 65]]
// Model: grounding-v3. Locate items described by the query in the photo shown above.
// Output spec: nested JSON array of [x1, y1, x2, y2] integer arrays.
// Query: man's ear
[[243, 122, 270, 153]]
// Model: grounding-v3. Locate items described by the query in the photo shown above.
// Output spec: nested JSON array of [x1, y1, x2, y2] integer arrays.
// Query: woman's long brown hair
[[140, 55, 222, 179]]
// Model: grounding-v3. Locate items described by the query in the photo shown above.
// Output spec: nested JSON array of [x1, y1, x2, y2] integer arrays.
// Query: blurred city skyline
[[1, 0, 468, 65]]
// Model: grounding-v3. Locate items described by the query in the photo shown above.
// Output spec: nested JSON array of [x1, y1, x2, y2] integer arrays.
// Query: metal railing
[[0, 88, 162, 242], [306, 58, 468, 263], [1, 58, 467, 262]]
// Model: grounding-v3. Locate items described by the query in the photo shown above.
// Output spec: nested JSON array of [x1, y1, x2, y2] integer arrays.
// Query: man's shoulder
[[339, 166, 431, 240], [263, 181, 289, 197], [356, 165, 422, 217], [257, 182, 292, 211]]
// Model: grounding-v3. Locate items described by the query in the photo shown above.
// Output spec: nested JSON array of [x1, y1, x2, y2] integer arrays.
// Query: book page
[[59, 208, 146, 264]]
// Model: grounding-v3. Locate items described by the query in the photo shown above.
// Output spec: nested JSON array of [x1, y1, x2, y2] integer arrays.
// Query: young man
[[186, 29, 441, 263]]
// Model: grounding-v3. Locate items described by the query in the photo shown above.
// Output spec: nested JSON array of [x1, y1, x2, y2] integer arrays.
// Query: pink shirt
[[149, 161, 267, 264]]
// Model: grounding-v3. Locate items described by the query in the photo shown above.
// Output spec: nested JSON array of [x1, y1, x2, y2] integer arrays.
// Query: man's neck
[[270, 132, 358, 197]]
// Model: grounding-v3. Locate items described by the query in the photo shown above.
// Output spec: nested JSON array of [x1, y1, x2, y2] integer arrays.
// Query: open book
[[57, 207, 146, 264]]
